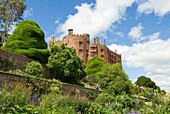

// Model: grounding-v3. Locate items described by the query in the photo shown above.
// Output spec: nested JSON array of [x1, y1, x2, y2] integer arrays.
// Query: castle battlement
[[49, 29, 121, 64]]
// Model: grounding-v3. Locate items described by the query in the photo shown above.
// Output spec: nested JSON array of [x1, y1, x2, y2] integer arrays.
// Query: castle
[[49, 29, 121, 64]]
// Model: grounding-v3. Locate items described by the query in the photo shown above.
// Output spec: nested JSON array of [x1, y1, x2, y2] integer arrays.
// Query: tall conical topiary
[[1, 20, 49, 63]]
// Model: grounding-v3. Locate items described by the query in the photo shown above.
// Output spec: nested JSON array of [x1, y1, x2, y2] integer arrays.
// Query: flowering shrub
[[0, 82, 32, 113]]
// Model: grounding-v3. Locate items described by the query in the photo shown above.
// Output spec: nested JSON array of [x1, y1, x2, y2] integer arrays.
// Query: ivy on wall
[[0, 56, 14, 71]]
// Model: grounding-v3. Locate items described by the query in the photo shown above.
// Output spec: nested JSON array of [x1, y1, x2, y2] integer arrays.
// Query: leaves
[[97, 63, 133, 95], [47, 43, 86, 84], [86, 55, 106, 78], [0, 0, 26, 42]]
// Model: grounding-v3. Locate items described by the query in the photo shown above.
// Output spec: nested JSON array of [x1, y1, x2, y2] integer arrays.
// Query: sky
[[9, 0, 170, 92]]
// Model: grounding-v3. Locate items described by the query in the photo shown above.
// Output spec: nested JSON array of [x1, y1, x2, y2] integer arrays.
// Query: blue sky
[[11, 0, 170, 91]]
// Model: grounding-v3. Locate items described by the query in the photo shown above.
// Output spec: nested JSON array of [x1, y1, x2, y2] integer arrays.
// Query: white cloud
[[8, 22, 18, 35], [24, 8, 33, 18], [140, 32, 160, 41], [115, 32, 124, 38], [55, 20, 59, 24], [128, 23, 143, 41], [137, 0, 170, 16], [55, 0, 135, 40], [108, 39, 170, 92], [128, 23, 160, 42]]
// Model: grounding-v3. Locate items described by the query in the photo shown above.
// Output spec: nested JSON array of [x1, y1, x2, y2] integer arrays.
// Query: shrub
[[95, 92, 114, 107], [0, 82, 32, 113], [1, 20, 49, 63], [112, 93, 137, 112], [25, 61, 44, 78], [86, 55, 106, 79]]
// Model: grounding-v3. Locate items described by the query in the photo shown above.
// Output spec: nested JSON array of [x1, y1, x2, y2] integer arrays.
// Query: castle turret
[[68, 29, 73, 35], [103, 39, 105, 45], [51, 36, 54, 42]]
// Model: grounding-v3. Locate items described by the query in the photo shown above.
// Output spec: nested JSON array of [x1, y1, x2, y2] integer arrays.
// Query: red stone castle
[[49, 29, 121, 64]]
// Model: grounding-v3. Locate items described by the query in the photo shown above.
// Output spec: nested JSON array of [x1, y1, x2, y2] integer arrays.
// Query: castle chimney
[[103, 39, 105, 45], [115, 50, 117, 54], [51, 36, 54, 42], [94, 38, 96, 44], [68, 29, 73, 35], [96, 37, 99, 44]]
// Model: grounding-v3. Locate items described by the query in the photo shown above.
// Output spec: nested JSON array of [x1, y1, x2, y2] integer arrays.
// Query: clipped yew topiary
[[1, 20, 49, 63]]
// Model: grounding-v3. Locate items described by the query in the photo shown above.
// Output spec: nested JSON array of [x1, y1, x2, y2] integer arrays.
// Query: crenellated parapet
[[48, 29, 121, 65]]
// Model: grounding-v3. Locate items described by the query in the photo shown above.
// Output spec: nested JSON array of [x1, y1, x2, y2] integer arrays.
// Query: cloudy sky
[[14, 0, 170, 92]]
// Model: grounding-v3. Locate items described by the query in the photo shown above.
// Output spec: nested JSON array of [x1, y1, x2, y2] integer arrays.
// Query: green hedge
[[1, 20, 49, 63]]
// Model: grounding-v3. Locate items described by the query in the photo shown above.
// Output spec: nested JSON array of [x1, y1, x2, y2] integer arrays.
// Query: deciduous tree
[[135, 76, 157, 89], [0, 0, 26, 44], [47, 43, 86, 84], [97, 63, 133, 95]]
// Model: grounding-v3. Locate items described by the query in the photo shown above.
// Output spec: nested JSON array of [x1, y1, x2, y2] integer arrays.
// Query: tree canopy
[[135, 76, 157, 89], [47, 43, 86, 84], [1, 20, 49, 63], [0, 0, 26, 43], [86, 55, 106, 78], [97, 63, 133, 95]]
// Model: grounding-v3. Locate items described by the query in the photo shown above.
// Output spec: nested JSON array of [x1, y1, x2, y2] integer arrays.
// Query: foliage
[[0, 56, 14, 71], [4, 105, 42, 114], [86, 55, 106, 78], [135, 76, 157, 89], [1, 20, 49, 63], [56, 96, 107, 113], [139, 87, 154, 99], [95, 92, 114, 107], [0, 82, 32, 113], [25, 61, 44, 78], [7, 69, 26, 76], [0, 0, 26, 43], [111, 93, 137, 113], [86, 91, 98, 101], [0, 33, 2, 47], [47, 43, 86, 84], [97, 63, 133, 95]]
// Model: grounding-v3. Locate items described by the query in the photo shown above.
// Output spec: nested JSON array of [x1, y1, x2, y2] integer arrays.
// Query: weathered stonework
[[0, 49, 49, 78], [0, 71, 101, 96], [49, 29, 121, 64]]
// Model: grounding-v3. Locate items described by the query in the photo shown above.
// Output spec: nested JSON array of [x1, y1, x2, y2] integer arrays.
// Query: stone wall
[[0, 49, 49, 78], [0, 71, 101, 96], [49, 29, 121, 65]]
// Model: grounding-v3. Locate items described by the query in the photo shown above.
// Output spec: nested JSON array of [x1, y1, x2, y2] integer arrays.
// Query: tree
[[47, 43, 86, 84], [97, 63, 133, 95], [86, 55, 106, 78], [25, 61, 44, 78], [1, 20, 49, 63], [135, 76, 157, 89], [0, 32, 2, 47], [0, 0, 26, 44]]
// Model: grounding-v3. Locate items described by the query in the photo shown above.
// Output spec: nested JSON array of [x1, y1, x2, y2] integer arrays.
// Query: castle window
[[91, 52, 96, 57], [79, 50, 83, 56], [101, 49, 103, 53], [91, 47, 96, 50], [79, 42, 83, 47], [101, 55, 104, 58]]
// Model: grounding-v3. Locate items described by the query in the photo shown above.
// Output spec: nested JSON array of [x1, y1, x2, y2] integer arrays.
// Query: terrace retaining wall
[[0, 71, 101, 96], [0, 49, 49, 78]]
